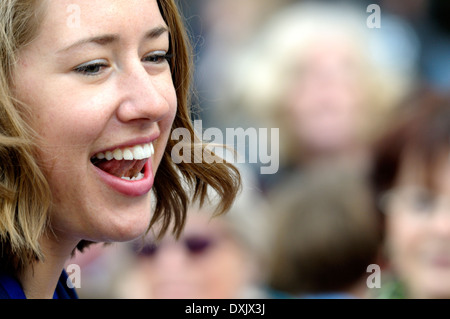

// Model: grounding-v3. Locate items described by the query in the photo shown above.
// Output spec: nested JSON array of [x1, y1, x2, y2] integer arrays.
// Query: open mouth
[[90, 142, 155, 181]]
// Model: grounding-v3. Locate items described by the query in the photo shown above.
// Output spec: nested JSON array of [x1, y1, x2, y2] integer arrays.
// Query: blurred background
[[67, 0, 450, 299]]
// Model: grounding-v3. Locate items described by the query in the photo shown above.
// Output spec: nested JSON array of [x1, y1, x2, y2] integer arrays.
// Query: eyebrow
[[57, 26, 169, 54]]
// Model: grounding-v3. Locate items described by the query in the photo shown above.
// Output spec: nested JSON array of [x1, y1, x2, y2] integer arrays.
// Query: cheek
[[163, 76, 178, 121], [202, 245, 248, 289], [17, 75, 108, 147], [32, 99, 109, 174], [161, 91, 177, 134], [153, 85, 177, 158], [386, 212, 423, 268]]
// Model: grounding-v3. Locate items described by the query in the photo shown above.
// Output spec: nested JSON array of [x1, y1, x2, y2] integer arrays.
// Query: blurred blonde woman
[[114, 169, 276, 299], [217, 2, 418, 191]]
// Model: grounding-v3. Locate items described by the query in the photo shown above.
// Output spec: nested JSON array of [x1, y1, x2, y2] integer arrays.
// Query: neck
[[17, 230, 78, 299]]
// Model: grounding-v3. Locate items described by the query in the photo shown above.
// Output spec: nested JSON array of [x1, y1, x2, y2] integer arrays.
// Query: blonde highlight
[[0, 0, 51, 272]]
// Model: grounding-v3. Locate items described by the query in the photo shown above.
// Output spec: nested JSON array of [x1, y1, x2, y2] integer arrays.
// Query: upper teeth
[[94, 142, 155, 161]]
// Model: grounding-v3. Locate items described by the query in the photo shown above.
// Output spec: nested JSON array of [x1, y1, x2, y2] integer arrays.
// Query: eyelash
[[73, 52, 173, 76], [143, 52, 173, 64]]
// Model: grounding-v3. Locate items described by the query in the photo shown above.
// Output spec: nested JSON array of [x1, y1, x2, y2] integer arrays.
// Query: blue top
[[301, 292, 357, 299], [0, 270, 78, 299]]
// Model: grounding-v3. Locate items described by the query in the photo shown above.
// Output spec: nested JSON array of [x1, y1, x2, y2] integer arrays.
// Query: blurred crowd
[[68, 0, 450, 299]]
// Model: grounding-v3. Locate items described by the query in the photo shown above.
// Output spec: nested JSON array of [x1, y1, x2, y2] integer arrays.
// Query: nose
[[154, 244, 190, 272], [115, 60, 171, 125]]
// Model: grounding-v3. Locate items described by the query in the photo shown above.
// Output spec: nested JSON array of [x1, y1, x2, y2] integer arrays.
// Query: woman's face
[[286, 37, 364, 155], [13, 0, 177, 243], [386, 153, 450, 298], [130, 213, 252, 299]]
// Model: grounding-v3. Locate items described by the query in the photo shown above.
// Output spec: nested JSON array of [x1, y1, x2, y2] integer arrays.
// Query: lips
[[91, 142, 155, 180], [90, 141, 156, 197]]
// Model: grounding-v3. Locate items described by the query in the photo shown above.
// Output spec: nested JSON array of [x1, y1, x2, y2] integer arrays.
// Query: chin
[[422, 280, 450, 299], [98, 222, 150, 244], [89, 203, 153, 243], [419, 288, 450, 299]]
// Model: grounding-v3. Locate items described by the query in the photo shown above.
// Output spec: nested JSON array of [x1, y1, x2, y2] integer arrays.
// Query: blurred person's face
[[384, 153, 450, 298], [286, 38, 365, 156], [202, 0, 270, 40], [13, 0, 177, 244], [131, 213, 253, 299]]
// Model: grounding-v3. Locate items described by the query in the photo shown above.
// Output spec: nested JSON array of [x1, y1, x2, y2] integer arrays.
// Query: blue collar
[[0, 270, 77, 299], [0, 272, 27, 299]]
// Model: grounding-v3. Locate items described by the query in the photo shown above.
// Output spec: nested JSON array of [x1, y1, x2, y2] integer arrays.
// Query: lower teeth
[[121, 172, 144, 181]]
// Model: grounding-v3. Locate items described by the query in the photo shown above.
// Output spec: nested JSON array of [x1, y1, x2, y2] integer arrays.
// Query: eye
[[407, 189, 436, 215], [142, 51, 172, 64], [73, 59, 109, 76]]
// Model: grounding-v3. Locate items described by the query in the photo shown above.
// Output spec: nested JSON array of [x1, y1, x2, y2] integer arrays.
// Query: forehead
[[38, 0, 166, 45], [397, 148, 450, 193]]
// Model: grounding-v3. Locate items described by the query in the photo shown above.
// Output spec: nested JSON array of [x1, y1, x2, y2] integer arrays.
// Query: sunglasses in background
[[132, 234, 217, 258]]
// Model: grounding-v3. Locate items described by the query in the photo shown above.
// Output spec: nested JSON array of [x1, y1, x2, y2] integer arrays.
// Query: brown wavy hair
[[0, 0, 241, 272]]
